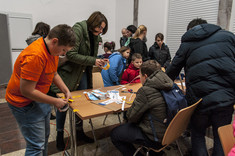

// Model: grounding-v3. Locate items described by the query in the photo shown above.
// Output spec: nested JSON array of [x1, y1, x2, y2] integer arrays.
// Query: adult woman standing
[[128, 25, 148, 64], [149, 33, 171, 69], [49, 11, 108, 150]]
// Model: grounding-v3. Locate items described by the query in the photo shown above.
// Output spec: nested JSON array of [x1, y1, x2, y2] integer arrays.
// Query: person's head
[[131, 53, 142, 69], [87, 11, 108, 36], [104, 41, 115, 53], [118, 46, 130, 59], [121, 28, 127, 37], [126, 25, 137, 37], [133, 25, 147, 40], [32, 22, 50, 36], [46, 24, 76, 56], [155, 33, 164, 47], [140, 60, 161, 84], [187, 18, 207, 31]]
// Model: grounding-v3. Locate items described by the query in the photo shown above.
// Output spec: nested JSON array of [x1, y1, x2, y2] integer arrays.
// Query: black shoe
[[50, 114, 56, 120], [56, 131, 65, 151], [76, 130, 94, 143]]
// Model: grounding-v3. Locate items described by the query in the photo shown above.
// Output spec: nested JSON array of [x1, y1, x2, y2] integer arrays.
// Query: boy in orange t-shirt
[[5, 24, 76, 156]]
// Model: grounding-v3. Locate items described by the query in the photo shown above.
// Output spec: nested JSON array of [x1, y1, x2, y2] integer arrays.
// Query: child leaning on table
[[111, 60, 173, 156], [121, 53, 142, 84]]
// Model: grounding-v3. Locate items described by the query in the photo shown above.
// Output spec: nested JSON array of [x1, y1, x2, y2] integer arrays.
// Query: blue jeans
[[191, 105, 233, 156], [56, 71, 88, 131], [8, 101, 51, 156]]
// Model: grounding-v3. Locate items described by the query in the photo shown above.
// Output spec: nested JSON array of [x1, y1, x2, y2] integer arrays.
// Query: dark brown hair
[[187, 18, 207, 31], [155, 33, 164, 41], [32, 22, 50, 36], [117, 46, 130, 54], [140, 60, 161, 77], [104, 41, 115, 51], [131, 53, 142, 61], [48, 24, 76, 47], [87, 11, 108, 35]]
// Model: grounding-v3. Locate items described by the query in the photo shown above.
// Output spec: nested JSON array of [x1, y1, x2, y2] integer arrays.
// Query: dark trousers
[[56, 72, 88, 132], [191, 105, 234, 156], [111, 123, 163, 156]]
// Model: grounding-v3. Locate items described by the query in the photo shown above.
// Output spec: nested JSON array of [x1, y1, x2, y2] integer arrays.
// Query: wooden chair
[[92, 72, 104, 89], [218, 124, 235, 156], [134, 98, 202, 156]]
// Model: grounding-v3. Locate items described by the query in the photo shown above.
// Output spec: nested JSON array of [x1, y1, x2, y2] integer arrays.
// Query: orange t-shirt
[[5, 37, 59, 107]]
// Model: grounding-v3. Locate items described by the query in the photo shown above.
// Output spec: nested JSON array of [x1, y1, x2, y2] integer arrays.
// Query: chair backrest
[[218, 124, 235, 155], [161, 98, 202, 146], [92, 72, 104, 89]]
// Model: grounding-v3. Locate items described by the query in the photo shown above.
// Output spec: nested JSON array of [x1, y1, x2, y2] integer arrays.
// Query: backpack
[[148, 83, 188, 142]]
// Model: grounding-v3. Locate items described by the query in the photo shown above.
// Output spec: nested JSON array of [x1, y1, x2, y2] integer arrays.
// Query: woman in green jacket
[[49, 11, 108, 151]]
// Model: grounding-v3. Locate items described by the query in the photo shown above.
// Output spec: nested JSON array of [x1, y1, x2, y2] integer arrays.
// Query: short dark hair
[[48, 24, 76, 47], [87, 11, 108, 35], [127, 25, 137, 34], [155, 33, 164, 41], [132, 53, 142, 61], [140, 60, 161, 77], [118, 46, 130, 54], [104, 41, 115, 51], [187, 18, 207, 31], [32, 22, 50, 36]]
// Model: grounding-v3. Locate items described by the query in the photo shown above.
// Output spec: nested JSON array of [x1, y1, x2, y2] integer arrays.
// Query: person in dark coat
[[120, 28, 128, 47], [124, 25, 137, 46], [149, 33, 171, 69], [111, 60, 173, 156], [128, 25, 149, 64], [166, 18, 235, 156]]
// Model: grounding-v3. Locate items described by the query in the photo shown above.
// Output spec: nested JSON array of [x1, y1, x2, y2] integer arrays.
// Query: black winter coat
[[129, 38, 149, 63], [166, 24, 235, 112], [149, 42, 171, 68]]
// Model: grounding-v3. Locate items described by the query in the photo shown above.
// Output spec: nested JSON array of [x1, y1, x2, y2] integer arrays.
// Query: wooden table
[[57, 81, 185, 156], [56, 83, 142, 156]]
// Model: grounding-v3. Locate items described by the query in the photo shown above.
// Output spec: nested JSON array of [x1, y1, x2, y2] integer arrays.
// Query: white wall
[[0, 0, 168, 52], [0, 0, 117, 53], [138, 0, 169, 49], [115, 0, 134, 49]]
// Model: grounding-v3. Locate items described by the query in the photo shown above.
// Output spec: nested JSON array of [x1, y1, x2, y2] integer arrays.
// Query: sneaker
[[56, 131, 65, 151]]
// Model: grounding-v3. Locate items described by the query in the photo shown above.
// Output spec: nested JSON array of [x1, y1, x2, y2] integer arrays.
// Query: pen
[[98, 103, 106, 106]]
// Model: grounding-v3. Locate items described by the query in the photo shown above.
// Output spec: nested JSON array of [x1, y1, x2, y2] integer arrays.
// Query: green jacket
[[126, 70, 173, 141], [51, 20, 102, 93]]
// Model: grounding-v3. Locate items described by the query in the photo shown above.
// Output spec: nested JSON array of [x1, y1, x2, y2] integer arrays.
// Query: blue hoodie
[[101, 52, 126, 87]]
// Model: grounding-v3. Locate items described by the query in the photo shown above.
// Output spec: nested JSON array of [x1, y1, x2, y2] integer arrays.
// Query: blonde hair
[[132, 25, 147, 39]]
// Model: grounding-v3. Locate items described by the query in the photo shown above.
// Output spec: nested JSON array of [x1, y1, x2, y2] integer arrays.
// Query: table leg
[[69, 108, 77, 156], [103, 114, 108, 125], [117, 113, 121, 124], [89, 119, 97, 143]]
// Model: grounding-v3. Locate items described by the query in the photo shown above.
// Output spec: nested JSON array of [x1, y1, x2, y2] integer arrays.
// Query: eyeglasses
[[94, 25, 104, 33]]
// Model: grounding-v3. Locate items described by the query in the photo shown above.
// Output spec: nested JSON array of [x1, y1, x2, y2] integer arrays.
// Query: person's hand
[[95, 59, 106, 68], [64, 91, 72, 101], [54, 98, 68, 112], [135, 75, 140, 79]]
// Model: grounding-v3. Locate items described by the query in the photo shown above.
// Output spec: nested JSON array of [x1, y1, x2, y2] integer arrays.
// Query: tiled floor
[[0, 86, 215, 156]]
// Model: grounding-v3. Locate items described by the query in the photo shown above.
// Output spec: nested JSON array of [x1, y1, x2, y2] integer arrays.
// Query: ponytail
[[133, 25, 147, 39]]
